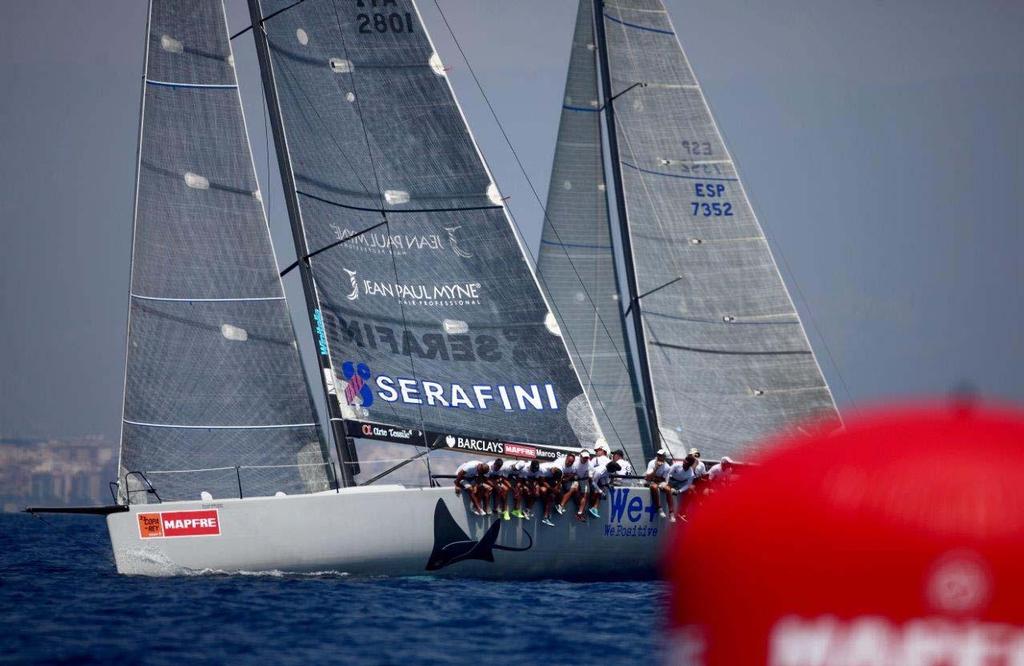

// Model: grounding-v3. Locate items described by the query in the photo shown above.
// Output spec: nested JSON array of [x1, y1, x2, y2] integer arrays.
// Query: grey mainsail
[[594, 0, 840, 459], [249, 0, 602, 462], [118, 0, 331, 502], [536, 0, 651, 466]]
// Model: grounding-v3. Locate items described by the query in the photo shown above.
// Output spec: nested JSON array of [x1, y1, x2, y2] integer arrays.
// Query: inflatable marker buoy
[[664, 402, 1024, 665]]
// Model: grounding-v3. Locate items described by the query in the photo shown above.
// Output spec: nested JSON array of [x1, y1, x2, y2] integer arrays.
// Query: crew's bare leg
[[648, 482, 661, 511]]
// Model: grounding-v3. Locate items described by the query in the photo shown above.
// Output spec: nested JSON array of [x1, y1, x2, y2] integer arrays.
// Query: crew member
[[454, 460, 489, 515], [689, 447, 707, 480], [593, 443, 611, 468], [645, 449, 671, 518], [562, 450, 595, 522], [553, 453, 577, 515], [708, 455, 736, 483], [584, 460, 620, 519], [537, 463, 564, 527], [661, 454, 697, 522], [507, 459, 537, 519], [611, 449, 635, 479], [487, 458, 513, 520]]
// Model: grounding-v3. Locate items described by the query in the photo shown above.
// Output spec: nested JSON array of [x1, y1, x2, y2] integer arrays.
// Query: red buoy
[[665, 401, 1024, 665]]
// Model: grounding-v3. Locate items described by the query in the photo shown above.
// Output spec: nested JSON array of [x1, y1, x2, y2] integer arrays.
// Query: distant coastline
[[0, 435, 115, 512]]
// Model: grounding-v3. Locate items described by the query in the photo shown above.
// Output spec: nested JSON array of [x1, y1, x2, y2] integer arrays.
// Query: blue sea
[[1, 514, 667, 664]]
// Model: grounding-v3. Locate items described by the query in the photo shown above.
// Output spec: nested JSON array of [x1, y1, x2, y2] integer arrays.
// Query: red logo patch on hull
[[137, 509, 220, 538]]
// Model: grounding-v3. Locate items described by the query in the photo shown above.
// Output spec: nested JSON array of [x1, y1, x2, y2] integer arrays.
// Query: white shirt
[[508, 460, 531, 477], [612, 459, 634, 476], [708, 462, 734, 482], [590, 463, 613, 491], [666, 462, 696, 491], [572, 459, 594, 479], [593, 454, 611, 468], [538, 461, 563, 479], [457, 460, 483, 477], [646, 458, 670, 478], [488, 462, 511, 478], [693, 460, 707, 479]]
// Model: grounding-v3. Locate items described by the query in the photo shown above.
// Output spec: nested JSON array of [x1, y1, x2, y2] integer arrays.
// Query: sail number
[[357, 12, 415, 33], [355, 1, 415, 34], [682, 140, 713, 156], [691, 183, 734, 217]]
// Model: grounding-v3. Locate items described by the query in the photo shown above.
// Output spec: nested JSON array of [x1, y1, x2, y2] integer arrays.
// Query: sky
[[0, 0, 1022, 441]]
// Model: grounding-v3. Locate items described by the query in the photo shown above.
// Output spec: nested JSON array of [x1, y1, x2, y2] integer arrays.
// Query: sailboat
[[30, 0, 839, 578]]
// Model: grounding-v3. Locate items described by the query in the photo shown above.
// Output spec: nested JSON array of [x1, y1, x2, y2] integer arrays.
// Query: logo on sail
[[445, 226, 472, 258], [329, 223, 473, 258], [339, 362, 561, 413], [341, 269, 482, 307], [342, 361, 374, 408], [344, 268, 359, 301]]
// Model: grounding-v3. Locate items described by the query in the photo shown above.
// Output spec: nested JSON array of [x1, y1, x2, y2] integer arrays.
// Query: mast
[[593, 0, 662, 455], [247, 0, 358, 487]]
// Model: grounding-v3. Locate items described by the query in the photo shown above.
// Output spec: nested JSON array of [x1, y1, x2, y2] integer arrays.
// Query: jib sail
[[536, 0, 652, 467], [595, 0, 840, 459], [249, 0, 603, 462], [117, 0, 331, 502]]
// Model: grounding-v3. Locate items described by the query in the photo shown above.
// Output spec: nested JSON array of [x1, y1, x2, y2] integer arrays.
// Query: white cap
[[581, 449, 592, 458], [656, 448, 667, 457], [595, 443, 608, 452], [689, 447, 701, 456]]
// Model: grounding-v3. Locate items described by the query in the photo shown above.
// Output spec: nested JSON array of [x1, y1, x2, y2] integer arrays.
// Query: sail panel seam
[[123, 419, 317, 430], [540, 239, 612, 250], [604, 13, 675, 35], [649, 341, 812, 356], [621, 160, 738, 182], [130, 293, 285, 303], [145, 79, 238, 89], [296, 189, 501, 214]]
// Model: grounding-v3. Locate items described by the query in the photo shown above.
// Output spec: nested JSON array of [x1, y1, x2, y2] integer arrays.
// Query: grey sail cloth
[[118, 0, 331, 503], [599, 0, 840, 460], [255, 0, 600, 448], [536, 0, 649, 467]]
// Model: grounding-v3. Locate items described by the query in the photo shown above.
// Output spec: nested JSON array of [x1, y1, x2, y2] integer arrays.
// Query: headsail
[[249, 0, 602, 458], [595, 0, 840, 459], [118, 0, 332, 502], [536, 0, 651, 466]]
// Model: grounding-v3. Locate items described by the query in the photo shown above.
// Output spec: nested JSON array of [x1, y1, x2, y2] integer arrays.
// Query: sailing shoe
[[588, 507, 601, 519], [502, 510, 511, 521], [670, 514, 677, 523], [659, 509, 667, 518], [510, 509, 524, 519], [575, 513, 586, 523], [541, 518, 555, 527], [555, 505, 566, 515]]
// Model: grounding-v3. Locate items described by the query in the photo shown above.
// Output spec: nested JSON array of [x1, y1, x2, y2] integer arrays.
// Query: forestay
[[253, 0, 601, 449], [536, 0, 650, 466], [118, 0, 331, 502], [599, 0, 840, 459]]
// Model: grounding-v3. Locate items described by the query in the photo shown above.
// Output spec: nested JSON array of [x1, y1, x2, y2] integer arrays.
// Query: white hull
[[106, 485, 666, 579]]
